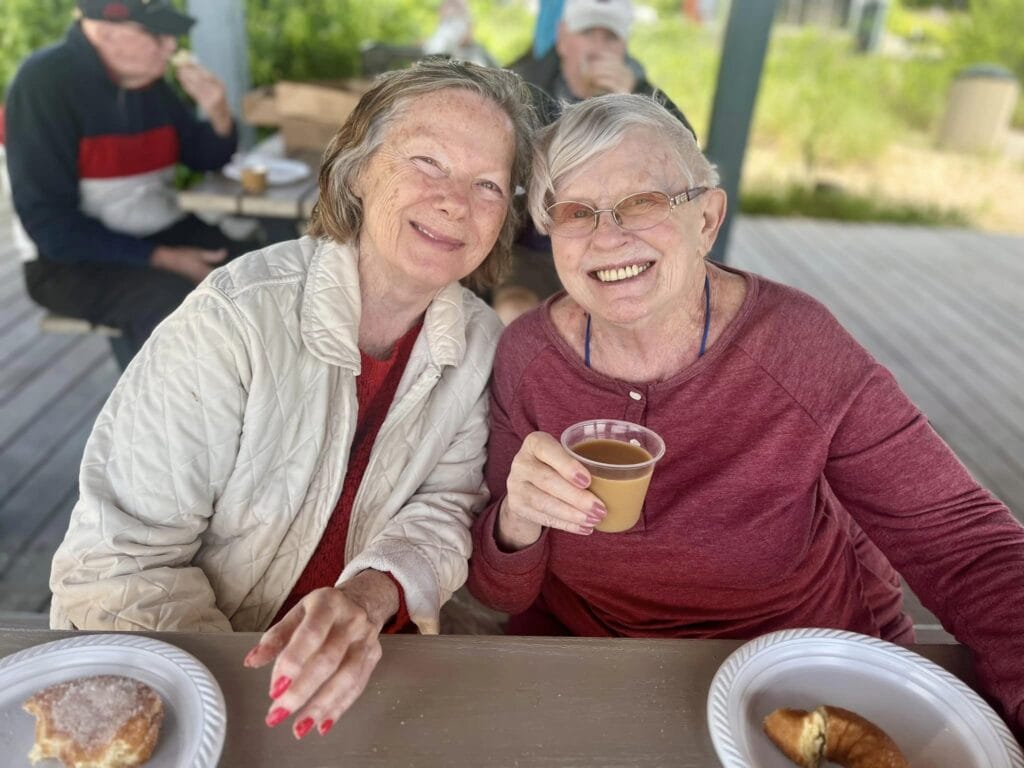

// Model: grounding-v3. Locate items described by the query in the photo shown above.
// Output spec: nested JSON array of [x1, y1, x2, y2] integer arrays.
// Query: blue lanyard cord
[[584, 273, 711, 370], [699, 272, 711, 357]]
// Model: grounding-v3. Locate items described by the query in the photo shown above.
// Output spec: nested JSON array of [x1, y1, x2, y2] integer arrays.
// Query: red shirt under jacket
[[274, 323, 422, 630]]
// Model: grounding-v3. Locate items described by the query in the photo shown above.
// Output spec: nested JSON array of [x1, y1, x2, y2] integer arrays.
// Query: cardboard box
[[280, 118, 339, 153], [274, 80, 372, 125], [242, 79, 373, 152], [242, 86, 280, 126]]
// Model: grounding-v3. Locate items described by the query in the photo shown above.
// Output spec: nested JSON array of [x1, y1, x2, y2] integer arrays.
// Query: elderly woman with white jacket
[[49, 60, 536, 739]]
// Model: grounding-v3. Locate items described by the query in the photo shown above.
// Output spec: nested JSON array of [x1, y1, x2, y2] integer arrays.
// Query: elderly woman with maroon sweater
[[466, 94, 1024, 735]]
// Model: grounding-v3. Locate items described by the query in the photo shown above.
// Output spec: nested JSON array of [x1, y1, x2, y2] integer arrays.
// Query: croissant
[[763, 705, 908, 768]]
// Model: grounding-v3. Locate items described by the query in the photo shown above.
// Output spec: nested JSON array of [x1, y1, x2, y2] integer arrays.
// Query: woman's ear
[[699, 188, 728, 255]]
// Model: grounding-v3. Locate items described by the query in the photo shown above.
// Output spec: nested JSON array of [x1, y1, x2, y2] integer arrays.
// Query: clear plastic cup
[[560, 419, 665, 533]]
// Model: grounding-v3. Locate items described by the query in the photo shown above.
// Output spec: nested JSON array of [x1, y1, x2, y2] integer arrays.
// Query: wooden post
[[186, 0, 253, 148], [705, 0, 777, 263]]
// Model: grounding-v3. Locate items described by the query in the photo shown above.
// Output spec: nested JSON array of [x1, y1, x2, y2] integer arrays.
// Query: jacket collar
[[300, 238, 469, 373], [67, 22, 109, 80]]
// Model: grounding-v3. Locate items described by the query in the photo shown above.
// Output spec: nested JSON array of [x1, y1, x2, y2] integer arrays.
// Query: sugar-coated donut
[[23, 675, 164, 768]]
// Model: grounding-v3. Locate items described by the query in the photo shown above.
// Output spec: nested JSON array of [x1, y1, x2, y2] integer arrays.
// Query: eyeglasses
[[545, 187, 708, 238]]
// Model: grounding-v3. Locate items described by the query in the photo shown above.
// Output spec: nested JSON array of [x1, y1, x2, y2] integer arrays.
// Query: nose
[[434, 178, 470, 219], [592, 209, 620, 231], [591, 207, 627, 243]]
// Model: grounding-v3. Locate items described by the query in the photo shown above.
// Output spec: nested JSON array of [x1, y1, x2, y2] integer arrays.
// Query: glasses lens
[[547, 201, 597, 236], [614, 191, 671, 231]]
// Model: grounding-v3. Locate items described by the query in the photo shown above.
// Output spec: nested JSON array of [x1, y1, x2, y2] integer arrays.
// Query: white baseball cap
[[562, 0, 633, 40]]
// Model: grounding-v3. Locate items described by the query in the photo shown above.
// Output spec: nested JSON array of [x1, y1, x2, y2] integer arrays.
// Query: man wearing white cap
[[513, 0, 693, 132]]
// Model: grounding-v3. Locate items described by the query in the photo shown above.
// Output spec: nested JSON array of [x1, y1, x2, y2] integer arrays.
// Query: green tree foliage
[[948, 0, 1024, 83], [1, 0, 440, 95], [755, 29, 900, 173], [246, 0, 434, 85], [468, 0, 533, 66], [1, 0, 76, 97]]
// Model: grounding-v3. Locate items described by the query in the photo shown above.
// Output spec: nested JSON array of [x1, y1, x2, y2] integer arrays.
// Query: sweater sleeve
[[825, 365, 1024, 735], [164, 82, 237, 171], [5, 58, 154, 266], [466, 331, 551, 613]]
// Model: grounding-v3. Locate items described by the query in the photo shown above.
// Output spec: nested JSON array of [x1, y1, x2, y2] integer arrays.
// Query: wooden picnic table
[[0, 629, 977, 767], [177, 134, 321, 221]]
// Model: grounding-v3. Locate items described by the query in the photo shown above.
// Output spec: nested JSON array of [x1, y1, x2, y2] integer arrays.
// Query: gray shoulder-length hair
[[308, 58, 538, 291], [528, 93, 720, 235]]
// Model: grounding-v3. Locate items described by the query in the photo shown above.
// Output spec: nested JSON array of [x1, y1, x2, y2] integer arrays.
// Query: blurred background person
[[422, 0, 498, 68], [5, 0, 245, 368], [513, 0, 691, 125]]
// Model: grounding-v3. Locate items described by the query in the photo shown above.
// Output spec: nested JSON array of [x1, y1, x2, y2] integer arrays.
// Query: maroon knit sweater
[[274, 323, 421, 629], [467, 268, 1024, 733]]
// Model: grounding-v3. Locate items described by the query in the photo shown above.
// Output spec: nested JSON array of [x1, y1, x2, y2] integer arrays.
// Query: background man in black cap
[[5, 0, 243, 367]]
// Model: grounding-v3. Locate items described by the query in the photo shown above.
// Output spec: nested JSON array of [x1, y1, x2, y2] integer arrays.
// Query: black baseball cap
[[77, 0, 196, 36]]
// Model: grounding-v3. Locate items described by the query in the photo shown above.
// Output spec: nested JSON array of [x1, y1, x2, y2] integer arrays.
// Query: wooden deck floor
[[0, 204, 120, 613], [1, 197, 1021, 629]]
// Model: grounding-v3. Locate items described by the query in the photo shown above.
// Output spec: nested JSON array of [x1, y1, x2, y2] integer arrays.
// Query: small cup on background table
[[561, 419, 665, 533], [239, 164, 268, 195]]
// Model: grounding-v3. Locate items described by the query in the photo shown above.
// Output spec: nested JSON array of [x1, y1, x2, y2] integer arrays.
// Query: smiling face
[[354, 88, 515, 299], [549, 128, 715, 328]]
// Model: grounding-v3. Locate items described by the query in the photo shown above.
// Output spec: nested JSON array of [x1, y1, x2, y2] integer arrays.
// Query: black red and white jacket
[[4, 22, 236, 266]]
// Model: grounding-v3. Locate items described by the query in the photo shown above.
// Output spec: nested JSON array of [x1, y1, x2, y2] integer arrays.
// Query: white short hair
[[528, 93, 720, 234]]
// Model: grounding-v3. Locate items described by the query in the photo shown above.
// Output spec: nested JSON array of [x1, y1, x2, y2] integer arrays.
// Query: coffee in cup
[[561, 419, 665, 533]]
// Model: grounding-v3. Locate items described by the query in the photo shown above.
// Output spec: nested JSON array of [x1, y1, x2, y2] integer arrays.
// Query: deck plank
[[0, 415, 100, 583]]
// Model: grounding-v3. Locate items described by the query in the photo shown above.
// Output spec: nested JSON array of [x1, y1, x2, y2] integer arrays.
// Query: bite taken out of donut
[[23, 674, 164, 768], [763, 704, 909, 768]]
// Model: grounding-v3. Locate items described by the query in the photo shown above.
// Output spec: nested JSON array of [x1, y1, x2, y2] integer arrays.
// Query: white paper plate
[[0, 634, 225, 767], [223, 155, 311, 186], [707, 628, 1023, 768]]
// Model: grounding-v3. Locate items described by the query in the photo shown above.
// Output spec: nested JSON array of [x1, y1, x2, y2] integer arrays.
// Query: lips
[[411, 221, 464, 248], [590, 261, 654, 284]]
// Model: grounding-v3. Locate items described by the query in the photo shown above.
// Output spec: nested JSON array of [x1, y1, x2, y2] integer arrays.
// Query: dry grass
[[742, 130, 1024, 235]]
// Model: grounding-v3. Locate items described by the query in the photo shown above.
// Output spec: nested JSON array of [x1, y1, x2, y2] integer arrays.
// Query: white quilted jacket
[[49, 236, 504, 634]]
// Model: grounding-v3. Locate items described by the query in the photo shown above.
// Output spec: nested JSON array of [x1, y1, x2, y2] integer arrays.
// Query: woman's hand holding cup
[[497, 431, 608, 551]]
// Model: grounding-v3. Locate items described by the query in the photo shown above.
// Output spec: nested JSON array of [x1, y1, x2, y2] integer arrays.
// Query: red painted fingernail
[[294, 717, 314, 740], [265, 707, 290, 728], [573, 472, 590, 488], [269, 676, 292, 700], [591, 502, 607, 516], [319, 719, 335, 735], [243, 646, 260, 667]]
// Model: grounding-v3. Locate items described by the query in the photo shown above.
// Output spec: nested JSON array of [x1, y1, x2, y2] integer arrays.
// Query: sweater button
[[629, 390, 642, 401]]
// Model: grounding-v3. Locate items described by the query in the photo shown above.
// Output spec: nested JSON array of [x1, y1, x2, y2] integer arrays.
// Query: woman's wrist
[[338, 570, 399, 628], [495, 497, 543, 552]]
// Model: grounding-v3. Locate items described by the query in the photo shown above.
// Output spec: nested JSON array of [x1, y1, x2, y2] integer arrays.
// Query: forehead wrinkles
[[387, 99, 513, 180], [557, 142, 680, 203]]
